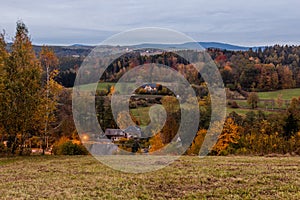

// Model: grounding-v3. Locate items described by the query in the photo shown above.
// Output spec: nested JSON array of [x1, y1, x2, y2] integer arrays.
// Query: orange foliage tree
[[149, 132, 164, 153], [186, 129, 207, 155], [212, 118, 241, 155]]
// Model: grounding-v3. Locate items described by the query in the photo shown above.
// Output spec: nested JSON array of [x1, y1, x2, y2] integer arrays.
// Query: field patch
[[0, 156, 299, 199], [258, 88, 300, 100]]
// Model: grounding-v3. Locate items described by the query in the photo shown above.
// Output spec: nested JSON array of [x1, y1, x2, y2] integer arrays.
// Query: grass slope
[[0, 156, 299, 199], [130, 107, 151, 126], [258, 88, 300, 100], [227, 88, 300, 116]]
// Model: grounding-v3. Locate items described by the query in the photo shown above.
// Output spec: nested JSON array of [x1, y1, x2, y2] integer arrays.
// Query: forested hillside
[[1, 22, 300, 156], [55, 45, 300, 93]]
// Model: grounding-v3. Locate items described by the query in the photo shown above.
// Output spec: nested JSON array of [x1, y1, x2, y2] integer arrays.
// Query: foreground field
[[0, 156, 299, 199]]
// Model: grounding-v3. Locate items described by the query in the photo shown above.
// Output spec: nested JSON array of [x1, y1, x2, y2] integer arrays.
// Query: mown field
[[226, 88, 300, 116], [130, 107, 151, 126], [131, 105, 274, 122], [226, 107, 274, 116], [129, 88, 300, 119], [0, 155, 299, 199], [258, 88, 300, 100]]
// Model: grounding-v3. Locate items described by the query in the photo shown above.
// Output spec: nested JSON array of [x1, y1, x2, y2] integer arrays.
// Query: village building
[[104, 126, 143, 141], [104, 129, 127, 141]]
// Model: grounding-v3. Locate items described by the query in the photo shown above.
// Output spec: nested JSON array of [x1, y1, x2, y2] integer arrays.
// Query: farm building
[[104, 129, 127, 141]]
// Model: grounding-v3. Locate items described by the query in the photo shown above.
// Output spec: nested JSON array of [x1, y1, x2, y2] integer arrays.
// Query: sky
[[0, 0, 299, 46]]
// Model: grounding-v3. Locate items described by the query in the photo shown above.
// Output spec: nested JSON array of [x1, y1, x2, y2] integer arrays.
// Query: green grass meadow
[[257, 88, 300, 100], [226, 88, 300, 116]]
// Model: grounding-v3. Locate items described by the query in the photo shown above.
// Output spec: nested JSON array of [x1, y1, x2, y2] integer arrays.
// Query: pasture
[[0, 155, 299, 199], [257, 88, 300, 100]]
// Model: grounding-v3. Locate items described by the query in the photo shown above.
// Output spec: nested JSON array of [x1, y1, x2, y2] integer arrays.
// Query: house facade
[[104, 129, 127, 141], [104, 126, 143, 141]]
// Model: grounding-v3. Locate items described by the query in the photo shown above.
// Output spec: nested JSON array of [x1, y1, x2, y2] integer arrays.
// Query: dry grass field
[[0, 155, 299, 199]]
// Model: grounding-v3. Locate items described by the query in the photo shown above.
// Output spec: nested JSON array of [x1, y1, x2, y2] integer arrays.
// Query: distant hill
[[6, 42, 264, 57], [198, 42, 255, 51], [132, 42, 263, 51]]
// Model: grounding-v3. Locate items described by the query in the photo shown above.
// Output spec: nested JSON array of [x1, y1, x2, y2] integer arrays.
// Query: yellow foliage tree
[[187, 129, 207, 155], [109, 85, 115, 95], [38, 46, 62, 154], [212, 118, 240, 155]]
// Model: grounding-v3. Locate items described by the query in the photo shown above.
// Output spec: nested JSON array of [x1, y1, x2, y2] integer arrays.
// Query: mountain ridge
[[130, 42, 264, 51], [6, 42, 267, 56]]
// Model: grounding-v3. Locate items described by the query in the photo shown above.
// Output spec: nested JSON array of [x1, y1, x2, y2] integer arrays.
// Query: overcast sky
[[0, 0, 299, 46]]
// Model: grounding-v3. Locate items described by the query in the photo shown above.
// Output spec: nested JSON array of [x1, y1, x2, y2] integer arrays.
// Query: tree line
[[0, 22, 65, 155], [56, 45, 300, 94]]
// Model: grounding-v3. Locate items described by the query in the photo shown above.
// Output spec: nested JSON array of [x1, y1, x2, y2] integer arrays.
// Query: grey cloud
[[0, 0, 299, 45]]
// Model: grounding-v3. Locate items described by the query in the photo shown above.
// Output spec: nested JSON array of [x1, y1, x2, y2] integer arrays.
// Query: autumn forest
[[1, 22, 300, 156]]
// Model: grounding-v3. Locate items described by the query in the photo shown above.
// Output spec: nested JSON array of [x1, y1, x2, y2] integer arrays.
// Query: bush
[[53, 141, 88, 155], [226, 83, 236, 90], [96, 89, 108, 96], [0, 143, 7, 155], [129, 101, 137, 108], [218, 150, 229, 156], [19, 147, 32, 156], [227, 101, 232, 106], [231, 101, 239, 108], [228, 100, 239, 108]]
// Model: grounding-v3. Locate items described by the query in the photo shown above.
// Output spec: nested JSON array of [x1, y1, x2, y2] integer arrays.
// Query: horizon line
[[8, 41, 300, 48]]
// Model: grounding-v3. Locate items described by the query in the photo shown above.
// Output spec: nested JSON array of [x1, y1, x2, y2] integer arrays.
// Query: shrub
[[129, 101, 137, 108], [227, 101, 232, 106], [218, 150, 229, 156], [53, 141, 88, 155], [226, 83, 236, 90], [0, 143, 7, 155], [231, 101, 239, 108], [22, 148, 32, 156], [96, 89, 108, 96]]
